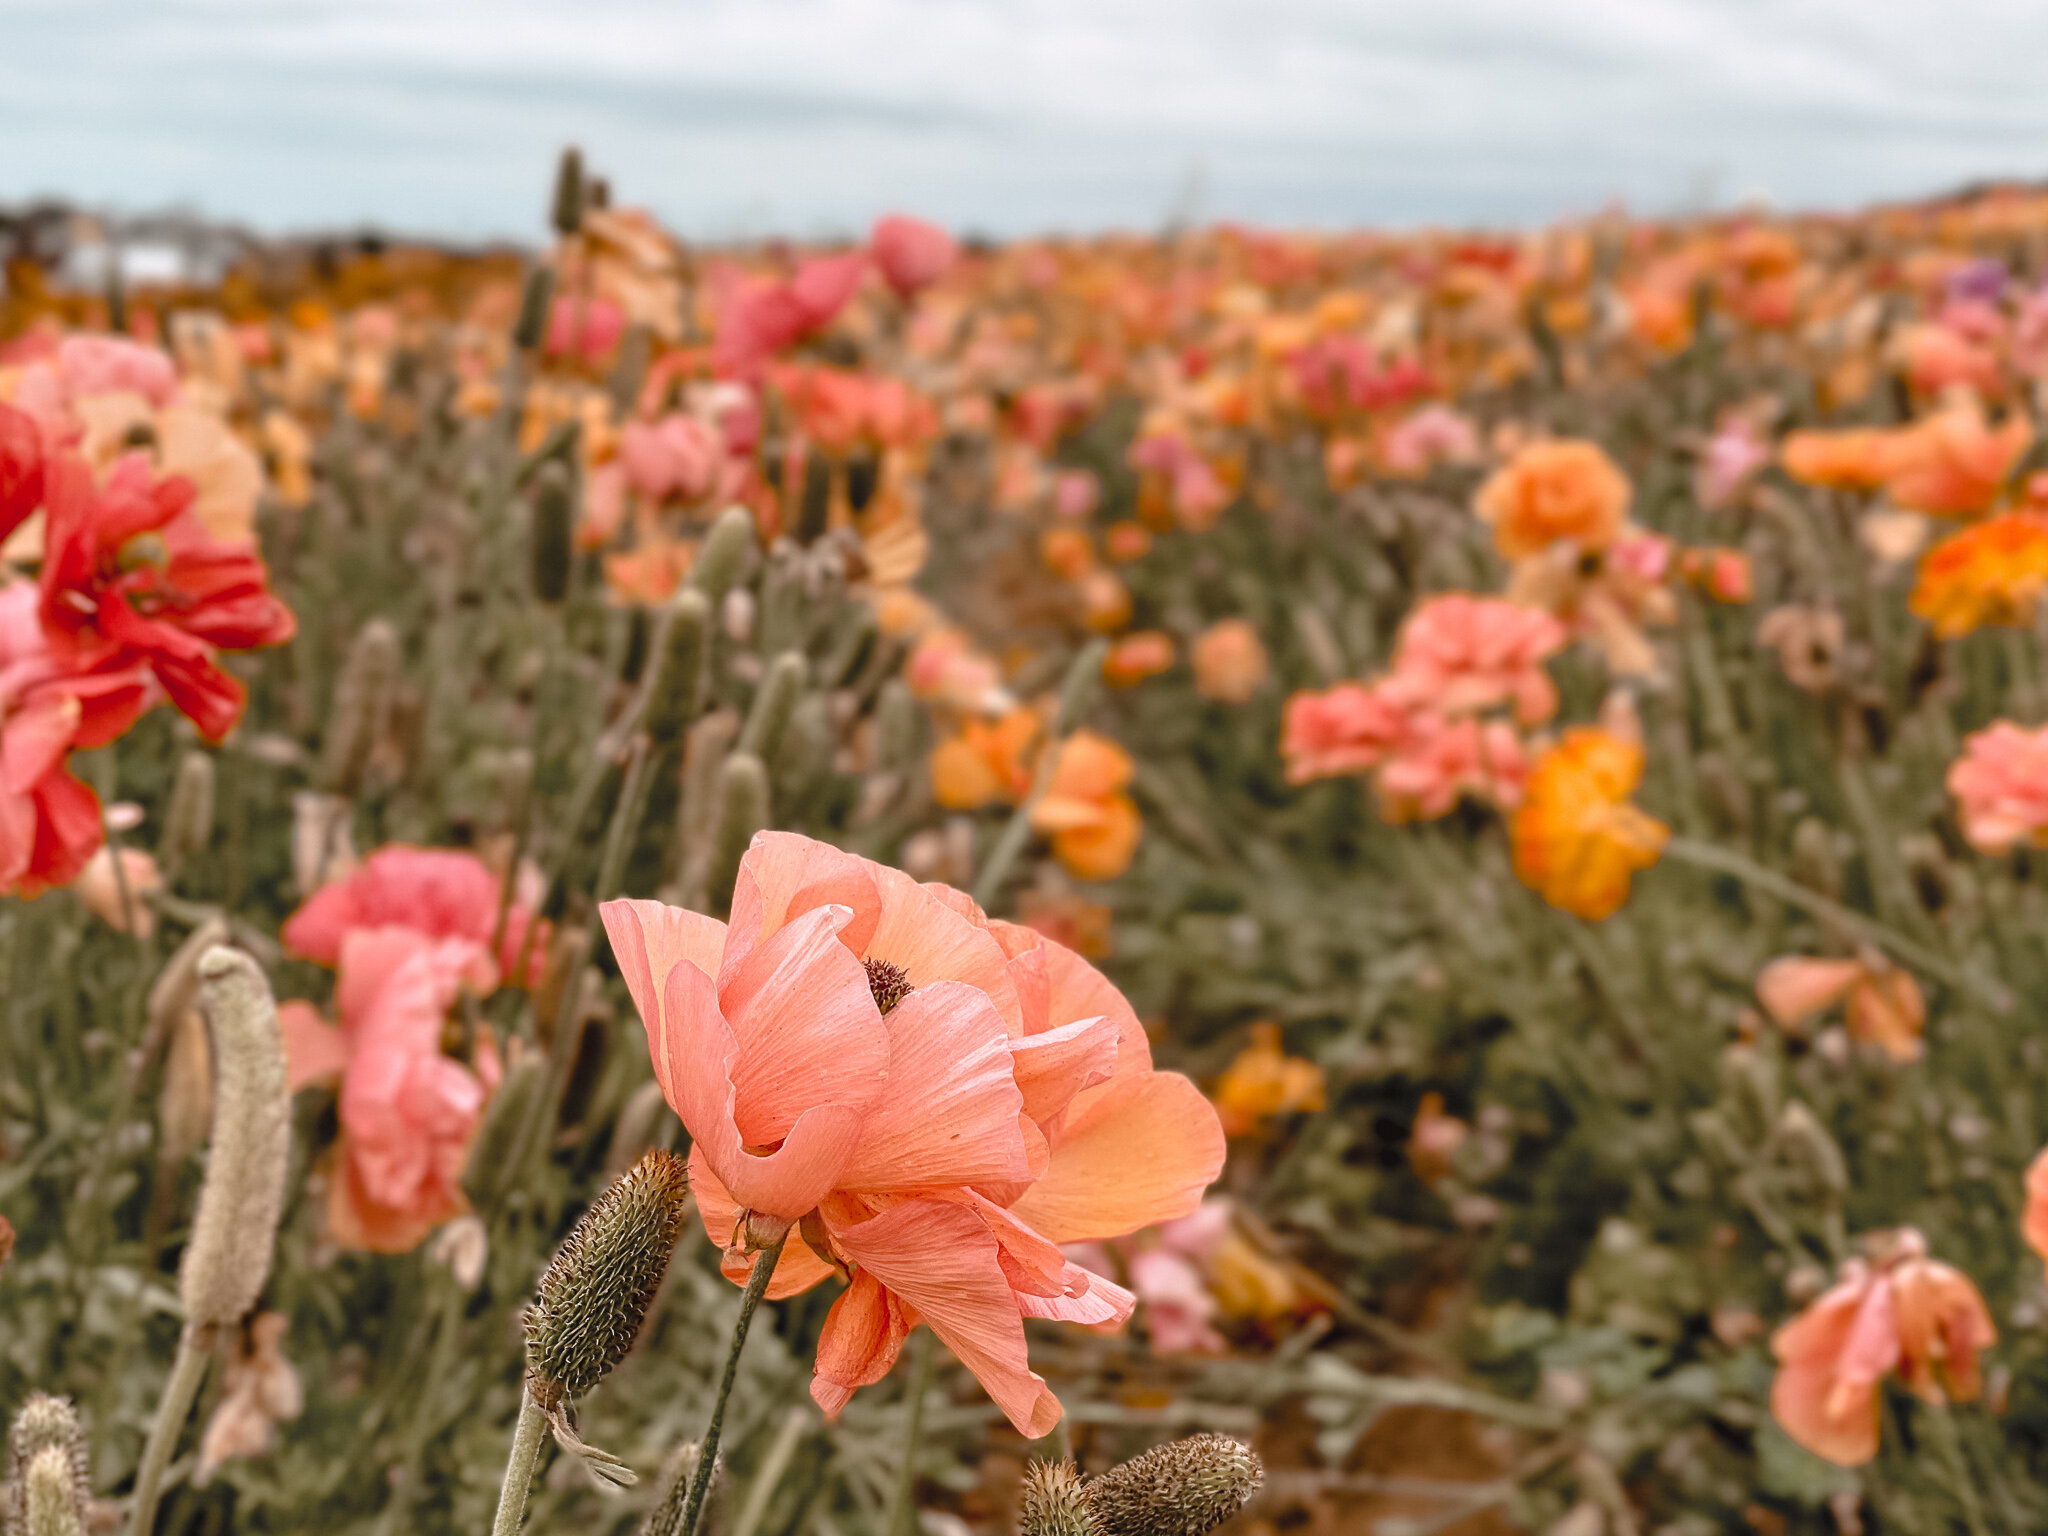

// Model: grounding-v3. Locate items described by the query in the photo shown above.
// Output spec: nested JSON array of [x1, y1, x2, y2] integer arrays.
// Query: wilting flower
[[1771, 1229, 1996, 1466], [196, 1312, 302, 1485], [1947, 721, 2048, 855], [1756, 605, 1846, 692], [1191, 617, 1269, 704], [871, 215, 958, 299], [1909, 514, 2048, 637], [929, 707, 1040, 810], [1032, 731, 1143, 881], [600, 832, 1224, 1435], [1755, 953, 1926, 1062], [1881, 404, 2029, 517], [1510, 724, 1669, 921], [279, 926, 499, 1251], [1212, 1022, 1326, 1137], [1280, 682, 1410, 783], [1391, 593, 1564, 725], [1473, 438, 1630, 561]]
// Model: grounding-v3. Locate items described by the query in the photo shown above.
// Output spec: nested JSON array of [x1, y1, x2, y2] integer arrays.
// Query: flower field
[[7, 151, 2048, 1534]]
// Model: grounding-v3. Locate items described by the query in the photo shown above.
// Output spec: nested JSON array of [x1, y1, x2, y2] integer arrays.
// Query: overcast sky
[[5, 0, 2048, 242]]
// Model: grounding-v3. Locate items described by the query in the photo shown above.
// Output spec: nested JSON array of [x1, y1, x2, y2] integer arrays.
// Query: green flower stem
[[128, 1327, 211, 1536], [676, 1225, 788, 1536], [887, 1328, 937, 1536], [490, 1390, 548, 1536], [1924, 1399, 1993, 1536]]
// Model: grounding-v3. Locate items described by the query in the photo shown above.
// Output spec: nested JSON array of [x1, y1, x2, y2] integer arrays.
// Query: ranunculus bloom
[[1909, 513, 2048, 638], [1755, 954, 1925, 1063], [1510, 726, 1669, 921], [280, 927, 499, 1252], [1032, 732, 1143, 881], [1211, 1022, 1325, 1137], [1376, 714, 1528, 822], [1102, 631, 1175, 689], [544, 293, 627, 365], [1473, 439, 1631, 561], [1191, 618, 1269, 704], [1771, 1229, 1996, 1466], [1779, 427, 1902, 491], [1280, 682, 1411, 783], [1380, 403, 1478, 477], [929, 707, 1040, 811], [1947, 720, 2048, 855], [1390, 593, 1564, 726], [154, 407, 264, 546], [70, 844, 164, 937], [601, 832, 1223, 1435], [283, 843, 548, 990], [0, 402, 44, 538], [871, 215, 958, 299], [1881, 405, 2030, 518], [619, 413, 721, 502], [1696, 415, 1770, 509], [714, 253, 867, 375]]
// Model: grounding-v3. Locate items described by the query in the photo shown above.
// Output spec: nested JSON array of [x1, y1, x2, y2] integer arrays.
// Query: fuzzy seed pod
[[1776, 1101, 1848, 1203], [1687, 1108, 1751, 1173], [178, 949, 291, 1333], [6, 1396, 89, 1536], [318, 619, 399, 797], [525, 1150, 691, 1412], [531, 462, 575, 605], [1083, 1435, 1263, 1536], [551, 146, 585, 235], [739, 651, 806, 761], [691, 507, 756, 606], [514, 265, 557, 351], [642, 591, 710, 747], [776, 691, 832, 797], [462, 1051, 547, 1210], [1020, 1459, 1097, 1536], [159, 750, 216, 869], [707, 754, 770, 913], [673, 709, 742, 891], [146, 916, 230, 1057], [638, 1442, 714, 1536]]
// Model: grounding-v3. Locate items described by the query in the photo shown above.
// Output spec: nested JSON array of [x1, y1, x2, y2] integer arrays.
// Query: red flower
[[871, 215, 958, 298], [39, 451, 294, 742], [0, 402, 43, 542]]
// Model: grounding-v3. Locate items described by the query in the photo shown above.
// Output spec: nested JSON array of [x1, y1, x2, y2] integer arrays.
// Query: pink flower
[[280, 927, 499, 1252], [1696, 415, 1770, 509], [1052, 469, 1100, 520], [1948, 721, 2048, 854], [54, 335, 180, 408], [714, 253, 867, 375], [871, 215, 958, 298], [601, 832, 1224, 1436], [1755, 954, 1925, 1062], [544, 294, 626, 364], [1390, 593, 1564, 725], [619, 413, 721, 502], [1280, 681, 1412, 783], [282, 844, 547, 990], [1380, 404, 1478, 476], [1771, 1230, 1996, 1466]]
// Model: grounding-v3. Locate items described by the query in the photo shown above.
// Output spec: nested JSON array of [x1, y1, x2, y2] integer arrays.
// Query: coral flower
[[0, 402, 43, 535], [2024, 1146, 2048, 1272], [1510, 726, 1669, 921], [929, 707, 1040, 811], [1212, 1022, 1326, 1137], [1881, 405, 2030, 517], [1779, 427, 1902, 491], [871, 215, 958, 299], [1032, 731, 1143, 881], [1380, 403, 1479, 477], [1771, 1230, 1996, 1467], [1947, 721, 2048, 855], [600, 832, 1224, 1435], [1755, 954, 1925, 1062], [619, 413, 720, 502], [1191, 618, 1269, 704], [1472, 439, 1630, 561], [1377, 715, 1528, 821], [279, 927, 499, 1252], [1102, 631, 1175, 689], [1390, 593, 1565, 725], [1280, 682, 1411, 783], [1908, 514, 2048, 637]]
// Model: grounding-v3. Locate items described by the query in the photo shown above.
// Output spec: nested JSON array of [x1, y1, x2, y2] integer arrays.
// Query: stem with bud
[[667, 1223, 788, 1536], [490, 1391, 549, 1536]]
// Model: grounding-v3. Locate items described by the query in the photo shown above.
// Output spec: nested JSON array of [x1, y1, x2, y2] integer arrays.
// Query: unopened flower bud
[[159, 750, 216, 869], [431, 1214, 489, 1291], [1084, 1434, 1263, 1536], [691, 506, 756, 606], [796, 453, 831, 543], [463, 1050, 548, 1210], [1020, 1459, 1097, 1536], [738, 651, 806, 761], [319, 619, 399, 797], [708, 754, 770, 912], [514, 265, 556, 351], [638, 1442, 714, 1536], [551, 146, 585, 236], [5, 1394, 89, 1536], [641, 590, 709, 746], [530, 462, 575, 605], [1776, 1101, 1848, 1203], [605, 1078, 679, 1182]]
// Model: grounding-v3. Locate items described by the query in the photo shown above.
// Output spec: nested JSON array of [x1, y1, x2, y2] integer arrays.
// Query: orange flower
[[1771, 1230, 1996, 1466], [1882, 404, 2030, 517], [2025, 1145, 2048, 1274], [1909, 513, 2048, 637], [1192, 617, 1269, 704], [1779, 427, 1902, 491], [929, 707, 1040, 810], [1510, 726, 1668, 921], [1039, 526, 1095, 582], [1104, 521, 1152, 562], [1102, 630, 1175, 688], [1032, 730, 1142, 881], [1472, 438, 1631, 561], [1754, 953, 1925, 1063], [1211, 1022, 1326, 1137]]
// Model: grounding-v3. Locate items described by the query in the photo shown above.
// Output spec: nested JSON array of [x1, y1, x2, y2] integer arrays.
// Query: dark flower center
[[864, 957, 912, 1015]]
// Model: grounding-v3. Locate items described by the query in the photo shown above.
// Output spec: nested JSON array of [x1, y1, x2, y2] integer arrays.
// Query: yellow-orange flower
[[929, 707, 1041, 810], [1908, 513, 2048, 637], [1882, 404, 2030, 517], [1211, 1022, 1326, 1137], [1779, 427, 1901, 491], [1473, 438, 1630, 561], [1510, 727, 1669, 921], [1031, 730, 1142, 881], [1191, 617, 1269, 704]]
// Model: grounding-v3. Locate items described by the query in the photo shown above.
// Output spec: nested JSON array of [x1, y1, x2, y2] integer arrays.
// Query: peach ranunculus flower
[[1881, 404, 2030, 518], [1771, 1229, 1996, 1467], [1947, 721, 2048, 855], [1472, 438, 1631, 561], [1191, 617, 1269, 704], [599, 832, 1225, 1435], [155, 406, 264, 545], [1031, 731, 1143, 882], [1908, 513, 2048, 638], [1280, 681, 1411, 783], [929, 706, 1041, 811], [279, 927, 501, 1251], [1379, 403, 1479, 477], [1510, 724, 1669, 921], [1101, 631, 1175, 689], [1754, 953, 1926, 1062], [1779, 426, 1903, 491], [1376, 714, 1529, 821], [1390, 593, 1566, 726], [1212, 1022, 1326, 1138]]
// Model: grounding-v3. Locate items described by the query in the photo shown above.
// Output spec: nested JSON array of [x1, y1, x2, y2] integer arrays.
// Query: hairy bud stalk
[[551, 146, 585, 236], [513, 265, 556, 352], [464, 1051, 548, 1211], [6, 1396, 89, 1536], [158, 750, 215, 871], [738, 652, 806, 762], [318, 619, 399, 798], [1083, 1435, 1263, 1536], [690, 507, 755, 606], [530, 462, 575, 605], [1019, 1460, 1097, 1536], [707, 755, 770, 917], [641, 591, 710, 747]]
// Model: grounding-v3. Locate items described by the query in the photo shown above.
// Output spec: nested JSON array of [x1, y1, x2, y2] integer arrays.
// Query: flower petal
[[599, 897, 728, 1035], [1008, 1071, 1224, 1244], [279, 1001, 350, 1092], [1009, 1015, 1120, 1133], [688, 1143, 839, 1299], [866, 864, 1023, 1034], [811, 1268, 918, 1419], [723, 831, 881, 978]]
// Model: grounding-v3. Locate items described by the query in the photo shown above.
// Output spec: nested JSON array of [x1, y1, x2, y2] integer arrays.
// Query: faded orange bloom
[[1078, 569, 1134, 633], [70, 845, 164, 938], [1755, 953, 1925, 1062], [1032, 730, 1142, 881], [603, 536, 692, 606], [1212, 1022, 1326, 1137], [1882, 404, 2030, 517], [929, 707, 1040, 810], [1192, 617, 1269, 704], [1473, 438, 1631, 561], [1909, 513, 2048, 637], [1040, 526, 1095, 582], [1102, 630, 1175, 688], [1779, 427, 1902, 491], [1772, 1229, 1996, 1467], [1510, 726, 1669, 921]]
